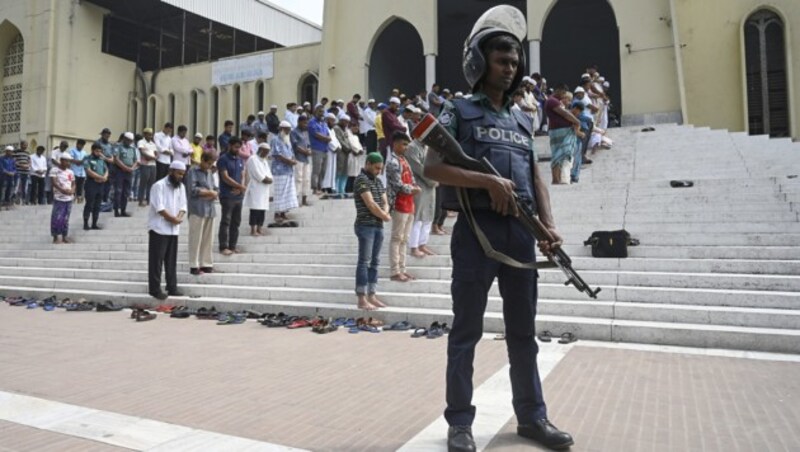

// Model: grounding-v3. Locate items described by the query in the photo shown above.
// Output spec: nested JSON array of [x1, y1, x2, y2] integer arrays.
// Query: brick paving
[[0, 304, 509, 451], [0, 420, 130, 452], [486, 346, 800, 452]]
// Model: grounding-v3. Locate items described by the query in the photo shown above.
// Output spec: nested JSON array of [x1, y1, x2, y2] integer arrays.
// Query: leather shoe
[[150, 292, 168, 301], [517, 419, 574, 450], [167, 289, 184, 297], [447, 425, 476, 452]]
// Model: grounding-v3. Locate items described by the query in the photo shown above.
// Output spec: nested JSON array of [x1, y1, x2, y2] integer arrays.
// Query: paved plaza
[[1, 303, 798, 451]]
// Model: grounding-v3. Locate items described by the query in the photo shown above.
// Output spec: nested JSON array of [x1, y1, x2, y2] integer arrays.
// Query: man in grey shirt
[[185, 152, 218, 275], [427, 83, 444, 116]]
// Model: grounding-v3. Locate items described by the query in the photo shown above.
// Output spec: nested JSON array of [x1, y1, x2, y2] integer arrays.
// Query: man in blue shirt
[[218, 120, 235, 154], [69, 139, 88, 204], [1, 146, 17, 208], [290, 114, 313, 206], [307, 104, 331, 194], [217, 137, 246, 255]]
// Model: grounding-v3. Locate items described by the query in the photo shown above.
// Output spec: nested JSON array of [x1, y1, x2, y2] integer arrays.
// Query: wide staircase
[[0, 124, 798, 353]]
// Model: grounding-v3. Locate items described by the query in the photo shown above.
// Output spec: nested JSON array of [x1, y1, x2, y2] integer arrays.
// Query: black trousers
[[83, 179, 104, 226], [114, 170, 132, 213], [366, 130, 377, 154], [434, 185, 448, 227], [102, 167, 115, 202], [29, 176, 45, 205], [249, 209, 265, 227], [445, 212, 546, 427], [219, 198, 242, 251], [148, 230, 178, 295], [156, 161, 169, 181], [75, 177, 86, 198]]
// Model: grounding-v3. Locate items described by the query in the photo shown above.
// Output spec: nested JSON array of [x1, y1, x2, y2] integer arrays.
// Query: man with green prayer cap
[[352, 152, 391, 310]]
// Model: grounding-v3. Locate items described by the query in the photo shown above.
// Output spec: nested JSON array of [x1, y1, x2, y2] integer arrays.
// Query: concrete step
[[2, 285, 799, 354], [3, 254, 799, 276], [0, 271, 797, 310]]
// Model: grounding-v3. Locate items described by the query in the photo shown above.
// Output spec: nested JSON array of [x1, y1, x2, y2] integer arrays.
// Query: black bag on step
[[583, 230, 639, 258]]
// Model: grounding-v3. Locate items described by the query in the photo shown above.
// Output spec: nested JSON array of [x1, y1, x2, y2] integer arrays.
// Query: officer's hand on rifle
[[485, 175, 518, 217], [537, 227, 564, 257]]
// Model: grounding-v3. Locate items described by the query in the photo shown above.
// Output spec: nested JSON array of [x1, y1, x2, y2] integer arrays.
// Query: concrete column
[[528, 39, 541, 75], [425, 54, 436, 90]]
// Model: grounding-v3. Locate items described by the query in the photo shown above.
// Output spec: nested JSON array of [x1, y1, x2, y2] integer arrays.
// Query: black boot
[[447, 426, 476, 452], [517, 419, 574, 450]]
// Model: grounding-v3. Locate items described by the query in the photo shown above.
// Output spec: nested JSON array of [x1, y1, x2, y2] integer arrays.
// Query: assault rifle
[[412, 113, 601, 299]]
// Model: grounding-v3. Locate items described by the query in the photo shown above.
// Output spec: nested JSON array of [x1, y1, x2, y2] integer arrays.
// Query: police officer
[[423, 6, 573, 451]]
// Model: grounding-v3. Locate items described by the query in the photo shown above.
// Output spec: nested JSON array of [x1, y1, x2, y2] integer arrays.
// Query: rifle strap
[[457, 188, 555, 270]]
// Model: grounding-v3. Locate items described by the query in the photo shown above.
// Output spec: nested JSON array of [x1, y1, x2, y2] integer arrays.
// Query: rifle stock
[[412, 113, 601, 299]]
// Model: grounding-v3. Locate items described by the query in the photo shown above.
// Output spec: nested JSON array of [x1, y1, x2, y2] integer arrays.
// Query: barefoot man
[[353, 152, 390, 310]]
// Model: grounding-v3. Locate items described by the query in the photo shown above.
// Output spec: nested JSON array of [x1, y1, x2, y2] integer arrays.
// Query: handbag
[[583, 230, 639, 258]]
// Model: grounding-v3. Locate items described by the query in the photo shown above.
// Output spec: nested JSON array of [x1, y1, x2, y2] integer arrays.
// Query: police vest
[[441, 99, 537, 213]]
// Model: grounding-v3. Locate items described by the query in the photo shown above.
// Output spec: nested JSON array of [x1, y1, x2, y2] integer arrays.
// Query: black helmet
[[462, 6, 527, 96]]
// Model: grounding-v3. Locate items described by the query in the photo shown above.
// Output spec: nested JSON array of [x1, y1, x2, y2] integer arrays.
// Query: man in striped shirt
[[353, 152, 391, 311]]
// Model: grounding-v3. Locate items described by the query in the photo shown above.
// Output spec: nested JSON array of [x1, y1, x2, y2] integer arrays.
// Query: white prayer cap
[[368, 98, 376, 103], [574, 87, 585, 94], [279, 120, 292, 128], [454, 92, 464, 98], [389, 97, 401, 105], [194, 132, 203, 138], [598, 76, 606, 82], [56, 153, 72, 163], [522, 76, 534, 84], [324, 112, 336, 120], [258, 142, 271, 151], [270, 104, 278, 109], [4, 145, 13, 151], [581, 73, 591, 79], [123, 132, 135, 140], [340, 115, 351, 122], [603, 81, 610, 88], [336, 99, 344, 104], [303, 101, 311, 106], [257, 111, 265, 115], [169, 161, 186, 171]]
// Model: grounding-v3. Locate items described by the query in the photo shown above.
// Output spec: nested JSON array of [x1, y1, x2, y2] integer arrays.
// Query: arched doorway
[[368, 18, 424, 100], [744, 9, 789, 137], [541, 0, 621, 115], [298, 72, 318, 106], [1, 30, 23, 146]]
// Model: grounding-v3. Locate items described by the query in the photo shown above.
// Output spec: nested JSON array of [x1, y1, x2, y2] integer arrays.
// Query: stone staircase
[[0, 124, 798, 353]]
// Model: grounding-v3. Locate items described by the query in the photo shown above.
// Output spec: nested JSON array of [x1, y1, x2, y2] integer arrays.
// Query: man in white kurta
[[243, 143, 273, 236], [148, 161, 188, 300]]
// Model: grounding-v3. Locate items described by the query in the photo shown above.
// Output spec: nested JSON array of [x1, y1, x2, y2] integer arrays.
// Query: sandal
[[96, 301, 124, 312], [426, 322, 444, 339], [384, 320, 413, 331], [411, 327, 428, 338], [537, 331, 553, 343], [135, 310, 157, 322], [558, 332, 578, 344], [169, 306, 192, 318], [287, 317, 312, 329]]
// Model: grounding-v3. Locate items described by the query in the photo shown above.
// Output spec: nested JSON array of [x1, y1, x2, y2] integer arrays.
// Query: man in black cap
[[424, 6, 573, 451]]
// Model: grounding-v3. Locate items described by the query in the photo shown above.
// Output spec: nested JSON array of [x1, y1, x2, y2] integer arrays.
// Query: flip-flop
[[348, 326, 360, 334], [537, 331, 553, 343], [384, 320, 413, 331], [169, 306, 192, 318], [669, 180, 694, 188], [411, 327, 428, 338], [229, 312, 247, 324], [332, 317, 348, 327], [287, 317, 312, 329], [558, 332, 578, 344], [245, 310, 264, 319], [343, 318, 357, 328], [358, 324, 380, 333], [42, 299, 56, 312], [26, 300, 39, 309]]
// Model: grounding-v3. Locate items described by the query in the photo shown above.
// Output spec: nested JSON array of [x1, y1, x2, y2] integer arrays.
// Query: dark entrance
[[541, 0, 621, 116], [436, 0, 527, 94], [744, 10, 789, 137], [368, 19, 424, 100]]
